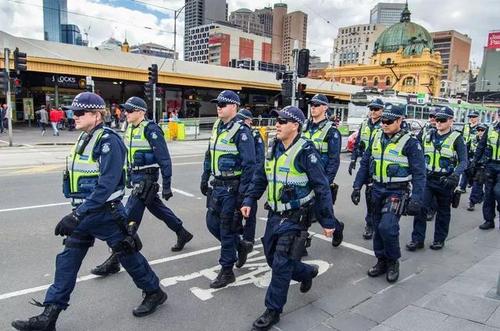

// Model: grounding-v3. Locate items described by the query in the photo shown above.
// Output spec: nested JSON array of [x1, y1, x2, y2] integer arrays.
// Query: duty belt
[[131, 165, 159, 172], [132, 167, 159, 175], [71, 189, 125, 206], [211, 178, 240, 187], [376, 182, 410, 190]]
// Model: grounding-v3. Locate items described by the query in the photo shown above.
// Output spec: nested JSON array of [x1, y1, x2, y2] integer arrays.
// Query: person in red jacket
[[49, 107, 60, 136]]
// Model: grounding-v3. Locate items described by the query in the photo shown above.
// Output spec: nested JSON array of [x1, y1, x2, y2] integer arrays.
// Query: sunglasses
[[217, 102, 229, 108], [73, 109, 92, 117], [429, 114, 436, 119], [435, 118, 449, 123], [381, 118, 396, 125], [277, 117, 296, 125], [124, 108, 137, 113], [477, 128, 485, 132], [310, 103, 322, 108]]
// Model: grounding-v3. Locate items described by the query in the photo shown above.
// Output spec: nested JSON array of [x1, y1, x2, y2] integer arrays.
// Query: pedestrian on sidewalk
[[36, 105, 49, 136], [0, 103, 6, 134], [65, 107, 74, 131], [49, 106, 60, 136]]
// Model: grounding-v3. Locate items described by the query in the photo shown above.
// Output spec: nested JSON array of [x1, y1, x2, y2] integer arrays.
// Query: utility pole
[[4, 48, 13, 147], [291, 40, 299, 107], [172, 4, 187, 72]]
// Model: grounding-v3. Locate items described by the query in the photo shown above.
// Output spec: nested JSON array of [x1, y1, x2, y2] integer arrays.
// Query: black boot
[[210, 268, 235, 289], [479, 221, 495, 230], [171, 227, 194, 252], [251, 309, 280, 331], [132, 288, 168, 317], [367, 258, 387, 277], [362, 225, 373, 240], [429, 241, 445, 250], [236, 240, 253, 268], [90, 253, 120, 276], [12, 303, 62, 331], [467, 202, 475, 211], [386, 260, 399, 283], [332, 221, 344, 247], [300, 266, 319, 293], [405, 241, 424, 252]]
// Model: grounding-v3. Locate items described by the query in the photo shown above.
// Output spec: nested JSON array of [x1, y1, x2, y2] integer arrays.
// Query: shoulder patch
[[241, 133, 248, 141], [309, 153, 318, 164], [151, 132, 158, 140], [101, 143, 111, 154], [333, 131, 339, 139], [417, 144, 422, 151], [102, 133, 109, 139]]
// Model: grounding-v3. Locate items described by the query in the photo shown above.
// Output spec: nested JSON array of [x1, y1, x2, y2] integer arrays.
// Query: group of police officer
[[11, 89, 500, 331]]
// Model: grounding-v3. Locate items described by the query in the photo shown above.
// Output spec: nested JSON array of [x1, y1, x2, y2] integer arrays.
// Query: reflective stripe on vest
[[124, 120, 159, 169], [463, 124, 471, 143], [303, 120, 333, 154], [209, 119, 242, 177], [487, 125, 500, 161], [371, 130, 412, 183], [360, 120, 380, 149], [68, 128, 124, 200], [265, 137, 315, 212], [424, 131, 460, 173]]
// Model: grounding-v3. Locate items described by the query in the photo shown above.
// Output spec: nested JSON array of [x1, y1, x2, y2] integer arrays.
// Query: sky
[[0, 0, 498, 68]]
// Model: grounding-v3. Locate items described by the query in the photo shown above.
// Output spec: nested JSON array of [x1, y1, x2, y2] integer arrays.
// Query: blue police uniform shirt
[[352, 118, 381, 160], [428, 130, 468, 176], [252, 128, 265, 168], [353, 130, 426, 203], [75, 124, 126, 216], [202, 116, 256, 195], [243, 136, 335, 229], [305, 119, 341, 183], [143, 121, 173, 189], [473, 122, 500, 164]]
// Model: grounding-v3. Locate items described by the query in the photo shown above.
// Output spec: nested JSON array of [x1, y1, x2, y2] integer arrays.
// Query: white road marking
[[313, 233, 375, 256], [172, 188, 195, 197], [0, 202, 70, 213], [172, 161, 203, 166], [0, 232, 372, 301]]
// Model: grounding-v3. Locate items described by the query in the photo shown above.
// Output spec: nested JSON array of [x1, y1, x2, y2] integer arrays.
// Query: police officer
[[303, 93, 344, 247], [407, 106, 468, 251], [349, 98, 384, 240], [467, 123, 487, 211], [12, 93, 166, 331], [236, 109, 265, 259], [241, 106, 335, 331], [352, 103, 425, 283], [458, 111, 480, 193], [472, 112, 500, 230], [200, 90, 256, 288], [91, 96, 193, 276], [417, 108, 437, 142]]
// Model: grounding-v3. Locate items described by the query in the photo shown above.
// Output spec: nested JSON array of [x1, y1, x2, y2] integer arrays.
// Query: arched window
[[340, 78, 346, 84], [351, 78, 356, 85], [373, 77, 379, 86], [362, 77, 367, 86], [385, 77, 391, 86], [386, 58, 392, 64], [429, 77, 435, 86], [403, 76, 416, 86]]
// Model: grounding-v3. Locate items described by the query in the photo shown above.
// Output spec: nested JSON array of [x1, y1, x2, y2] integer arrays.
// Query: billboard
[[487, 32, 500, 49]]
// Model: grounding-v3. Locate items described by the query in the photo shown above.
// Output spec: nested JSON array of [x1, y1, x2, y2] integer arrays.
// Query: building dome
[[373, 4, 434, 56]]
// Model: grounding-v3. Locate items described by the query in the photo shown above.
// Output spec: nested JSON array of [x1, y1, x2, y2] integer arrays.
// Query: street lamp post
[[172, 4, 187, 71]]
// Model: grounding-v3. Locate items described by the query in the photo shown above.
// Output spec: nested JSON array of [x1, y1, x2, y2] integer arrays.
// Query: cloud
[[0, 0, 498, 68]]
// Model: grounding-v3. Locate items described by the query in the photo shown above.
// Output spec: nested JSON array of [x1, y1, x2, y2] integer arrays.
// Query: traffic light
[[13, 78, 22, 95], [297, 83, 307, 111], [297, 49, 310, 78], [281, 81, 293, 106], [0, 70, 8, 93], [144, 82, 153, 101], [13, 48, 27, 73], [148, 64, 158, 84]]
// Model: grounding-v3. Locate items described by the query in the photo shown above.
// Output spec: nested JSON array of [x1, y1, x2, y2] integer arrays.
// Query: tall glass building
[[61, 24, 83, 46], [43, 0, 68, 42], [369, 3, 406, 26]]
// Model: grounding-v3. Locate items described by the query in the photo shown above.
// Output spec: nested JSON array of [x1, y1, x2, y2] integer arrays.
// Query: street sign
[[416, 92, 428, 105]]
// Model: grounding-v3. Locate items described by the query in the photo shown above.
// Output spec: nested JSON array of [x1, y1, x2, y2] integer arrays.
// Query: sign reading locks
[[48, 75, 84, 88]]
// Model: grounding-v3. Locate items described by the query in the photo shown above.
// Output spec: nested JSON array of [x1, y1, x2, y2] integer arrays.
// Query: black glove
[[440, 174, 460, 190], [200, 180, 209, 196], [348, 160, 356, 176], [162, 187, 173, 200], [351, 188, 361, 205], [126, 221, 139, 236], [54, 212, 79, 236], [406, 198, 421, 216]]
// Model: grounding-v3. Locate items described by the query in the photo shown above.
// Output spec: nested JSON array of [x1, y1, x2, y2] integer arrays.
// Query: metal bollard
[[487, 271, 500, 300], [497, 272, 500, 297]]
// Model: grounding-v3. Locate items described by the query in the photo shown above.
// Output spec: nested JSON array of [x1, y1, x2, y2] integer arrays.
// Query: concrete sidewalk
[[280, 225, 500, 331]]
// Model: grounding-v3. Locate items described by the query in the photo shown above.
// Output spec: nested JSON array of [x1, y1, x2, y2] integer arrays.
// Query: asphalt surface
[[0, 149, 496, 331]]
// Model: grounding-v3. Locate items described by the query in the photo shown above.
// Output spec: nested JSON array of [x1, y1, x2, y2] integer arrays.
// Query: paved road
[[0, 150, 499, 331]]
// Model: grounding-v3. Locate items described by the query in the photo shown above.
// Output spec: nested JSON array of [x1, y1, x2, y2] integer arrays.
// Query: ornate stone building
[[325, 4, 442, 96]]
